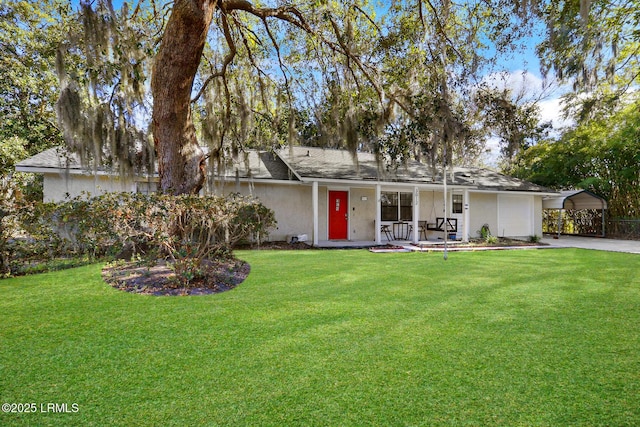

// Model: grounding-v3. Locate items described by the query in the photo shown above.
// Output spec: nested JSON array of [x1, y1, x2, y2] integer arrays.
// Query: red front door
[[328, 191, 348, 240]]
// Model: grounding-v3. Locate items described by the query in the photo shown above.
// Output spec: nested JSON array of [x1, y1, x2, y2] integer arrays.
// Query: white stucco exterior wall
[[469, 192, 543, 239], [217, 181, 313, 242], [348, 187, 376, 241], [468, 192, 498, 238], [43, 173, 134, 202], [418, 190, 445, 221], [533, 196, 543, 237], [39, 171, 545, 243]]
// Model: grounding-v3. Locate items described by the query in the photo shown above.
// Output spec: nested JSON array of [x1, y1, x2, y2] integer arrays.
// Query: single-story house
[[16, 146, 557, 245]]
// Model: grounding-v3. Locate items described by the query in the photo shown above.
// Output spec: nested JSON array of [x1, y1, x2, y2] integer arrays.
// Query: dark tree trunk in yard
[[151, 0, 216, 195]]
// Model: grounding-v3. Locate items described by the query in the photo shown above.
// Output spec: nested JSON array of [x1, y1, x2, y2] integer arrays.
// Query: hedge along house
[[16, 146, 557, 246]]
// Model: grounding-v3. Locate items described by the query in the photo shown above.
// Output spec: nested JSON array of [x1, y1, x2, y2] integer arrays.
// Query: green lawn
[[1, 249, 639, 426]]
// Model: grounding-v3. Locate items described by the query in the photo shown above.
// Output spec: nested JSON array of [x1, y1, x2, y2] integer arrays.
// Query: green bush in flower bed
[[9, 256, 96, 276]]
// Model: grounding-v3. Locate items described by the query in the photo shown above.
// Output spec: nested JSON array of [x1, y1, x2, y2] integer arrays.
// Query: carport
[[542, 190, 608, 237]]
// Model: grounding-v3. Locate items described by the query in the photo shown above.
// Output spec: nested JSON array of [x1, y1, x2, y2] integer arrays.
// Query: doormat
[[369, 245, 411, 253]]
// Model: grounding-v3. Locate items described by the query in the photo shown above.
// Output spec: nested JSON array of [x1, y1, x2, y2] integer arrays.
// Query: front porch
[[309, 181, 471, 246]]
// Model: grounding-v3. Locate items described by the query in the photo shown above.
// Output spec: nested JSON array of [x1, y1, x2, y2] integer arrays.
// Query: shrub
[[476, 224, 500, 245], [11, 192, 276, 278], [0, 178, 21, 276], [479, 224, 491, 240], [485, 235, 499, 244], [19, 194, 117, 259]]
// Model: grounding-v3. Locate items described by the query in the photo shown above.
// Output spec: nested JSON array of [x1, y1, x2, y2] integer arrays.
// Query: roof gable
[[215, 151, 296, 181], [15, 147, 81, 170]]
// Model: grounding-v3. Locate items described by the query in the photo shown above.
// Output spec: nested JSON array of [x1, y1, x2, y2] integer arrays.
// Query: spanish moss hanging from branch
[[56, 0, 156, 178]]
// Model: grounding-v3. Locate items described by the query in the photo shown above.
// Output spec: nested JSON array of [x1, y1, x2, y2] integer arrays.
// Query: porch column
[[312, 181, 319, 246], [463, 188, 470, 242], [412, 186, 420, 243], [375, 184, 381, 244]]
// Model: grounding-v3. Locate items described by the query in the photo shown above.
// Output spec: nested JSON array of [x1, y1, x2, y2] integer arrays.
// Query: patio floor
[[316, 239, 465, 249]]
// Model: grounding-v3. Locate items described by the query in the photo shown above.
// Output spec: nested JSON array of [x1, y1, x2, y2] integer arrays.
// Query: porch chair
[[381, 224, 393, 240]]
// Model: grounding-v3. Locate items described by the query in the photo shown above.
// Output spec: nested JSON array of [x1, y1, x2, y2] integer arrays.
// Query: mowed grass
[[1, 248, 639, 426]]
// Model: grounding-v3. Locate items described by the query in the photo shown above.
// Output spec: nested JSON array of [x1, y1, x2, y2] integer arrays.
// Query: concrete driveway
[[541, 235, 640, 254]]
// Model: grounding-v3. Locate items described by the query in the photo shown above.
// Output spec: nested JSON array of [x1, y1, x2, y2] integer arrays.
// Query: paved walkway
[[319, 236, 640, 254], [541, 236, 640, 254]]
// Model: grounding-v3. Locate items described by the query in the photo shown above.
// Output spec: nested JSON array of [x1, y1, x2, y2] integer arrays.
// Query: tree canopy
[[538, 0, 640, 121], [53, 0, 544, 194], [3, 0, 638, 218], [0, 0, 72, 172], [512, 98, 640, 218], [513, 0, 640, 217]]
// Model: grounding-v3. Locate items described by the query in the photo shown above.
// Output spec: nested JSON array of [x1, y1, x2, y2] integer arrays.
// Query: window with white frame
[[452, 194, 463, 214], [381, 191, 413, 221]]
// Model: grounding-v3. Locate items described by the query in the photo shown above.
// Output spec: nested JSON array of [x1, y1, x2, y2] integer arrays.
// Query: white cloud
[[481, 70, 545, 100], [538, 97, 573, 130], [481, 69, 563, 100]]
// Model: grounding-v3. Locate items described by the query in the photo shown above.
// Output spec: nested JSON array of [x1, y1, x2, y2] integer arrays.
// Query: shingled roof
[[452, 166, 552, 192], [15, 147, 82, 170], [17, 146, 553, 193], [275, 147, 551, 192], [17, 147, 295, 181], [276, 147, 436, 183], [217, 150, 296, 181]]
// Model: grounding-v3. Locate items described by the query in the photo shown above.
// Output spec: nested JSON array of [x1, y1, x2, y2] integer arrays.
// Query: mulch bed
[[235, 241, 316, 250], [102, 258, 250, 296], [101, 242, 311, 296]]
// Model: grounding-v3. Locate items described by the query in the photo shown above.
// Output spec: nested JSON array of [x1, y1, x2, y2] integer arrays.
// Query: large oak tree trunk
[[151, 0, 216, 195]]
